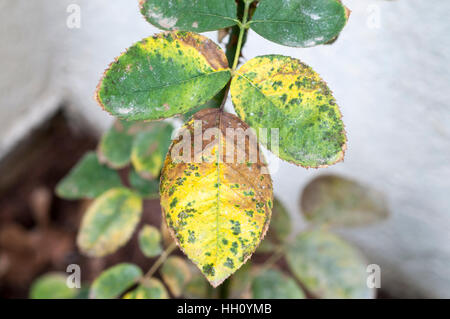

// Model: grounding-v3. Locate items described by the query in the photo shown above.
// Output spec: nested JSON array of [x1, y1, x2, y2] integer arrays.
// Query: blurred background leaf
[[29, 273, 77, 299], [55, 152, 122, 199], [286, 230, 373, 299], [97, 120, 136, 169], [161, 256, 192, 297], [138, 225, 162, 258], [128, 169, 160, 199], [123, 278, 168, 299], [251, 269, 305, 299], [301, 174, 389, 227], [77, 188, 142, 257], [90, 263, 142, 299], [131, 122, 173, 180]]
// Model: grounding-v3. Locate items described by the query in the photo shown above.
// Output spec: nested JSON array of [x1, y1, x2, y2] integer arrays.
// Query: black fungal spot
[[230, 220, 241, 236], [230, 242, 238, 255], [222, 238, 229, 245], [203, 263, 215, 276], [170, 197, 178, 208], [245, 210, 254, 217], [224, 258, 234, 269], [188, 230, 196, 243]]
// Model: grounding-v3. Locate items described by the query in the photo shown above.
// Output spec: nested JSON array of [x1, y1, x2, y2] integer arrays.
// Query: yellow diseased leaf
[[160, 108, 273, 287]]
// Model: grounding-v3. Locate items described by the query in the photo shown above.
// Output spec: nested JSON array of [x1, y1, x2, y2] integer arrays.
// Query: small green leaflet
[[123, 278, 168, 299], [90, 263, 143, 299], [129, 169, 160, 199], [139, 0, 238, 32], [56, 152, 122, 199], [138, 225, 163, 258], [29, 273, 77, 299], [131, 122, 174, 180], [161, 256, 192, 297], [97, 120, 137, 169], [250, 0, 350, 47]]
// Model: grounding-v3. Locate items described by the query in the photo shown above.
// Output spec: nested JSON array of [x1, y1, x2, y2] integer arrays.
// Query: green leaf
[[131, 122, 174, 180], [228, 261, 253, 298], [129, 169, 160, 199], [250, 0, 350, 47], [184, 272, 210, 299], [139, 0, 238, 32], [160, 109, 273, 287], [77, 188, 143, 257], [286, 230, 373, 299], [251, 269, 305, 299], [56, 152, 122, 199], [256, 198, 291, 253], [270, 198, 292, 243], [160, 256, 192, 297], [90, 263, 142, 299], [138, 225, 163, 258], [29, 273, 77, 299], [301, 174, 389, 227], [97, 120, 136, 169], [96, 31, 231, 121], [123, 278, 168, 299], [230, 55, 346, 168]]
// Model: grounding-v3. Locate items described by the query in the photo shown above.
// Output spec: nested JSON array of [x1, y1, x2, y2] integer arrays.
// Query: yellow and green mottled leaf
[[56, 152, 122, 199], [286, 230, 373, 299], [29, 273, 77, 299], [77, 188, 143, 257], [231, 55, 346, 168], [160, 108, 273, 287], [139, 0, 238, 32], [251, 269, 305, 299], [129, 169, 160, 199], [90, 263, 142, 299], [97, 120, 139, 169], [160, 256, 192, 297], [301, 174, 389, 227], [96, 31, 231, 121], [123, 278, 168, 299], [131, 122, 174, 180], [250, 0, 350, 47], [138, 225, 162, 258]]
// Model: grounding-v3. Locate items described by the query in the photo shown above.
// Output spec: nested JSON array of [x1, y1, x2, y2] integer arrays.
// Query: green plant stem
[[231, 0, 251, 71], [142, 242, 177, 281]]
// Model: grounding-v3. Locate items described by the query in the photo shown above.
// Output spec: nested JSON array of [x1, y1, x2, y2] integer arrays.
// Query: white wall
[[1, 0, 449, 297]]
